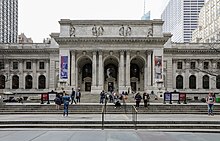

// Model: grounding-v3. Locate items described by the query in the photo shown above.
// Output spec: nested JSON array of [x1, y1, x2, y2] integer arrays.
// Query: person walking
[[71, 88, 76, 104], [100, 90, 105, 104], [62, 92, 71, 117], [143, 92, 150, 108], [135, 92, 142, 108], [76, 89, 81, 104], [206, 92, 215, 116], [54, 93, 62, 110]]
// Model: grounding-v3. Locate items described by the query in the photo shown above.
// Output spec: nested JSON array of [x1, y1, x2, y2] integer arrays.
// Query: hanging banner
[[60, 56, 68, 79], [154, 56, 162, 80]]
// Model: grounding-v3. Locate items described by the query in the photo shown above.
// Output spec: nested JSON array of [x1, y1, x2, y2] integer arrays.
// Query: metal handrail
[[132, 105, 138, 130]]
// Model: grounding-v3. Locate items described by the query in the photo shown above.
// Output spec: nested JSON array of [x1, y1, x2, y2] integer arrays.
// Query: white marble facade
[[1, 20, 220, 96]]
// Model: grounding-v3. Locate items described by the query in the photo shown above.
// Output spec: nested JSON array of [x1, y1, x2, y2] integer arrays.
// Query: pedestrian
[[206, 92, 215, 116], [100, 90, 105, 104], [62, 92, 71, 117], [54, 93, 62, 110], [76, 89, 81, 104], [135, 92, 142, 108], [71, 88, 77, 104], [143, 92, 150, 108]]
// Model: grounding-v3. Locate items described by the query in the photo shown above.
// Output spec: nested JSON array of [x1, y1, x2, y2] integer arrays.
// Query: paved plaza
[[0, 129, 220, 141]]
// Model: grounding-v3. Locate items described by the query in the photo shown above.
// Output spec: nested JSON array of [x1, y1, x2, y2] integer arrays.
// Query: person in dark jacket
[[143, 92, 150, 108], [135, 93, 142, 108], [71, 88, 76, 104]]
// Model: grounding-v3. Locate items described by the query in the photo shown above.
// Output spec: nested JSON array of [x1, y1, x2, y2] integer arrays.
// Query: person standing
[[76, 89, 81, 104], [135, 93, 142, 108], [71, 88, 76, 104], [100, 90, 105, 104], [62, 92, 71, 117], [143, 92, 150, 108], [54, 93, 62, 110], [206, 93, 215, 116]]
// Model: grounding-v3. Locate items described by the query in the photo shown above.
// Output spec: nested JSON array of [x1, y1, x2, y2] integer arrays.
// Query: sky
[[18, 0, 170, 43]]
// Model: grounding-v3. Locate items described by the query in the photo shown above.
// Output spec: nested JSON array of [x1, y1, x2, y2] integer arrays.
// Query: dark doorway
[[131, 82, 136, 92], [108, 82, 114, 92], [85, 82, 91, 91]]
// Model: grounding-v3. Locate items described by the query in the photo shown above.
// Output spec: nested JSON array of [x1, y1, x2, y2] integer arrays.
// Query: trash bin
[[215, 94, 220, 103]]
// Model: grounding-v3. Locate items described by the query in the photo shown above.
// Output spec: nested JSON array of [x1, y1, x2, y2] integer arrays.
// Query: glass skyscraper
[[161, 0, 205, 43], [0, 0, 18, 43]]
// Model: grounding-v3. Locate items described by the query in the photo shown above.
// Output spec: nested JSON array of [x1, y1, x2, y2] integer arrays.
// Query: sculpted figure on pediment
[[69, 25, 75, 37], [92, 25, 98, 36], [119, 25, 125, 36], [98, 26, 104, 36], [147, 27, 153, 37]]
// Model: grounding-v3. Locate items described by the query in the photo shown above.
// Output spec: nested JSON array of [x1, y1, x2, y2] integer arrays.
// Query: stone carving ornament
[[119, 25, 131, 36], [147, 27, 153, 37], [92, 25, 104, 36], [69, 25, 76, 37]]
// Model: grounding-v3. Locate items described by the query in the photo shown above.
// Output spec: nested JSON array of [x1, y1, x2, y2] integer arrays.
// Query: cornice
[[54, 37, 169, 45], [164, 48, 219, 54], [0, 48, 59, 54]]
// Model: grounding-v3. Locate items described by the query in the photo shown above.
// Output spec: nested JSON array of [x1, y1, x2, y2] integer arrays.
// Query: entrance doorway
[[85, 82, 91, 91], [131, 82, 136, 92], [108, 82, 114, 92]]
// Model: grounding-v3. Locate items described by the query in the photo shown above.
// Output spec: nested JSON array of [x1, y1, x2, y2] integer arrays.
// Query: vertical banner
[[60, 56, 68, 79], [154, 56, 162, 80]]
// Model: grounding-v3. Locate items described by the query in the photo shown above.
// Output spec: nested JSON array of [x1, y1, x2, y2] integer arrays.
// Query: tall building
[[141, 0, 151, 20], [192, 0, 220, 43], [161, 0, 205, 43], [0, 0, 18, 43]]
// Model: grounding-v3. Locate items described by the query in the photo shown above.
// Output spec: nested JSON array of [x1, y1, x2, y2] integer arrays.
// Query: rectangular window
[[26, 62, 31, 69], [13, 62, 18, 70], [0, 62, 4, 70], [190, 62, 196, 69], [204, 62, 209, 69], [39, 62, 45, 69], [217, 62, 220, 69], [177, 62, 183, 69]]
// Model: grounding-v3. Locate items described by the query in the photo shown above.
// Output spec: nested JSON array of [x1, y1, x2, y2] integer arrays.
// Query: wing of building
[[0, 19, 220, 98]]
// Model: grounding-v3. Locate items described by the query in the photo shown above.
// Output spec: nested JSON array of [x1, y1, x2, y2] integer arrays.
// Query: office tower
[[141, 0, 151, 20], [161, 0, 205, 43], [192, 0, 220, 43], [0, 0, 18, 43]]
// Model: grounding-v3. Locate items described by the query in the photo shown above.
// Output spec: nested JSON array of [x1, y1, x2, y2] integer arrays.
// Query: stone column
[[92, 51, 97, 87], [46, 60, 49, 89], [166, 58, 173, 91], [126, 51, 131, 89], [173, 60, 177, 89], [98, 51, 103, 88], [49, 57, 55, 90], [71, 51, 76, 87], [147, 51, 152, 86], [5, 61, 10, 89], [185, 60, 190, 89], [19, 60, 24, 89], [198, 61, 203, 89], [119, 51, 125, 90], [32, 60, 37, 89]]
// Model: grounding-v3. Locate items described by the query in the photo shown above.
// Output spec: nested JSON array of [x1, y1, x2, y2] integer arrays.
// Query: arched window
[[203, 75, 209, 89], [189, 75, 196, 89], [12, 75, 19, 89], [176, 75, 183, 89], [25, 75, 32, 89], [0, 75, 5, 89], [38, 75, 46, 89], [216, 75, 220, 89]]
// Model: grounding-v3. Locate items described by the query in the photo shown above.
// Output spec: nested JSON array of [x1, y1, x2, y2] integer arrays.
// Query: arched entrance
[[104, 57, 119, 92], [77, 57, 92, 91], [130, 57, 145, 92]]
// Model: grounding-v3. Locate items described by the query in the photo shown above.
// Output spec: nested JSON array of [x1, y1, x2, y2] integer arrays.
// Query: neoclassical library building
[[0, 19, 220, 96]]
